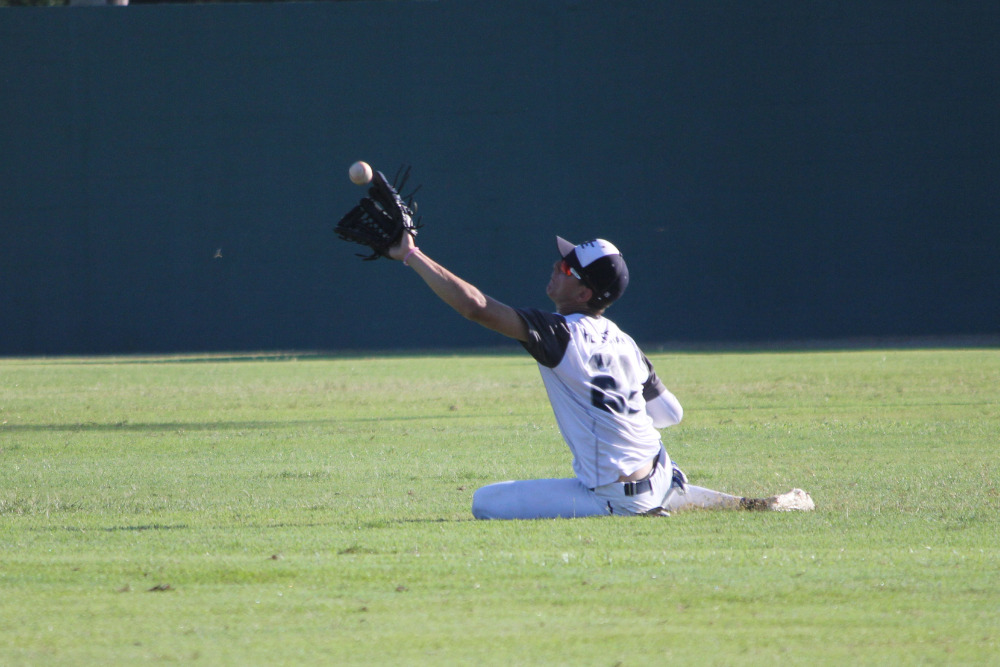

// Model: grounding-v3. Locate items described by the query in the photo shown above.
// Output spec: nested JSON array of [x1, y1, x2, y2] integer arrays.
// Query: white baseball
[[349, 161, 373, 185]]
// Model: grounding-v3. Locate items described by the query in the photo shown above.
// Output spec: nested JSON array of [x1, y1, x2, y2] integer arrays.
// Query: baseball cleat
[[766, 488, 815, 511]]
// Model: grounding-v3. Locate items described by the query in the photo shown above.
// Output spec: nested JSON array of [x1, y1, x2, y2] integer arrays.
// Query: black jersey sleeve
[[514, 308, 571, 368], [641, 353, 667, 400]]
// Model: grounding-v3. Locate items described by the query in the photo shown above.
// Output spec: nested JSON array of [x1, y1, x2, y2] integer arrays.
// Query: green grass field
[[1, 349, 998, 666]]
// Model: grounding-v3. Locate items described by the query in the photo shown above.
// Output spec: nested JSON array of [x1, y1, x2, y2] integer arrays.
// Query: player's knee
[[471, 483, 505, 520], [470, 486, 492, 520]]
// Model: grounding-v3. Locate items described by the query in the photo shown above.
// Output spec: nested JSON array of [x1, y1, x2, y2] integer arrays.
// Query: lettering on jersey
[[579, 326, 632, 348], [591, 353, 611, 371]]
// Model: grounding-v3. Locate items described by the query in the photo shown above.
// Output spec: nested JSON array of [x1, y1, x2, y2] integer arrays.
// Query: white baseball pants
[[471, 450, 743, 520]]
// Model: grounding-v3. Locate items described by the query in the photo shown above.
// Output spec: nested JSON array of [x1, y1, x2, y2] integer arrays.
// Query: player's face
[[547, 259, 590, 309], [547, 259, 571, 293]]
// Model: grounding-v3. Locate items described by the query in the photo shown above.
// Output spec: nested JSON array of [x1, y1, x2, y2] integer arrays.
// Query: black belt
[[623, 456, 661, 497]]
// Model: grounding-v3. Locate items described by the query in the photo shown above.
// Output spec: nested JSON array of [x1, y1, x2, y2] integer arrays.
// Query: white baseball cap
[[556, 237, 630, 306]]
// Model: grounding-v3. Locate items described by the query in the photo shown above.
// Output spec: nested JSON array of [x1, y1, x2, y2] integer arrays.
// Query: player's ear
[[576, 284, 593, 305]]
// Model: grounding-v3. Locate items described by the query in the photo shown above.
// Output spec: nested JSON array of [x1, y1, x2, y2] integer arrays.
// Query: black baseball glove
[[335, 166, 421, 261]]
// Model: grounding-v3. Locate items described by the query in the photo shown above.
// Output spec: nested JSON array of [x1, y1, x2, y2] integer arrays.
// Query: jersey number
[[590, 375, 639, 415]]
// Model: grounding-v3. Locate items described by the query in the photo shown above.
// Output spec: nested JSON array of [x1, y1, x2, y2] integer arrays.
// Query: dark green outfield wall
[[2, 1, 998, 354]]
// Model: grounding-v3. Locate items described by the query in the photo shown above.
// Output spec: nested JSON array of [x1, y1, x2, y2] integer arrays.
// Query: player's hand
[[387, 226, 416, 262]]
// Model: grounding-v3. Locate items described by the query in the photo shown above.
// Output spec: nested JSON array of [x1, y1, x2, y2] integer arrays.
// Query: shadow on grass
[[40, 518, 470, 533], [0, 413, 488, 433], [9, 337, 999, 365], [12, 347, 527, 366], [45, 524, 192, 532]]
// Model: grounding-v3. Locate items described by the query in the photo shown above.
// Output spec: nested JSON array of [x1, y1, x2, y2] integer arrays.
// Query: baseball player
[[334, 169, 813, 518], [382, 229, 813, 519]]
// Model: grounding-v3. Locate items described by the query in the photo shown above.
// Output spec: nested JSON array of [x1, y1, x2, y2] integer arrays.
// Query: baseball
[[349, 161, 373, 185]]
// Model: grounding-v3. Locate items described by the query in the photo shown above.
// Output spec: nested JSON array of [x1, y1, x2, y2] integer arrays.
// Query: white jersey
[[516, 309, 668, 488]]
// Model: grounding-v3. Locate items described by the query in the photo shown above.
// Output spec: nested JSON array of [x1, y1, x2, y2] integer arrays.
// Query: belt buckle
[[623, 479, 650, 497]]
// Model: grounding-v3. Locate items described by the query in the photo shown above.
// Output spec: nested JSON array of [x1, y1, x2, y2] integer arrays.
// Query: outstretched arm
[[388, 232, 529, 342]]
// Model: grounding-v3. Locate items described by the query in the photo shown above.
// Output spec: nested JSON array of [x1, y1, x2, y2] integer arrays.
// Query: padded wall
[[1, 1, 998, 354]]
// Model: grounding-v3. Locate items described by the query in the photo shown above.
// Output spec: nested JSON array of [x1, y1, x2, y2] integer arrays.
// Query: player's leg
[[662, 485, 744, 511], [471, 478, 609, 520], [663, 485, 815, 512]]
